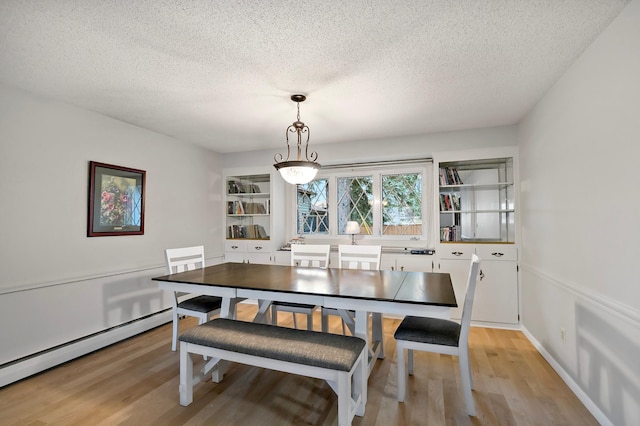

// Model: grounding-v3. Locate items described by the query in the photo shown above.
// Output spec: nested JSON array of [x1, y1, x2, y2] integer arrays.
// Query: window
[[297, 178, 329, 234], [295, 163, 430, 239], [337, 176, 373, 235], [381, 173, 422, 236]]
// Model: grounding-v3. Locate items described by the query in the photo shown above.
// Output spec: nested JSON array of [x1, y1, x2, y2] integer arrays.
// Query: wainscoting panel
[[520, 264, 640, 426]]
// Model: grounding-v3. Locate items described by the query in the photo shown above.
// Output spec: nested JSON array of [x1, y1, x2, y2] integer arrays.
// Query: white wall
[[517, 1, 640, 424], [0, 85, 224, 376], [221, 125, 517, 168]]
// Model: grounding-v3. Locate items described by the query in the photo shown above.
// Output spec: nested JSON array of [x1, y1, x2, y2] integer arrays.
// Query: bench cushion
[[180, 318, 366, 371]]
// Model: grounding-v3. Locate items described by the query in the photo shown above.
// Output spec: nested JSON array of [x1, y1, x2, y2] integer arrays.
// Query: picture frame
[[87, 161, 146, 237]]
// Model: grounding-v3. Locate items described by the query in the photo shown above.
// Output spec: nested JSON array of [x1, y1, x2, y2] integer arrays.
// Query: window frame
[[289, 162, 433, 242]]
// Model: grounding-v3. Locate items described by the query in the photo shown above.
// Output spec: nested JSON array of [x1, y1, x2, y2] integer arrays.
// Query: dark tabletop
[[153, 262, 456, 307]]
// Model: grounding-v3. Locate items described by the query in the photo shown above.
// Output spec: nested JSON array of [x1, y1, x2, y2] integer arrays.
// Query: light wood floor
[[0, 304, 597, 425]]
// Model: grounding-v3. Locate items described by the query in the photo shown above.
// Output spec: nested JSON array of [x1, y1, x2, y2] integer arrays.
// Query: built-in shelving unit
[[226, 173, 272, 240], [438, 157, 515, 243]]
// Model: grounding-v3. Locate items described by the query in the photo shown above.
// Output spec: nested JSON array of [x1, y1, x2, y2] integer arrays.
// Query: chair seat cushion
[[180, 318, 365, 371], [394, 316, 461, 347], [272, 301, 317, 310], [178, 295, 223, 313]]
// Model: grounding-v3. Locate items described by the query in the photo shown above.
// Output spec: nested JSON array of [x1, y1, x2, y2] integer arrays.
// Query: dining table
[[152, 261, 457, 375]]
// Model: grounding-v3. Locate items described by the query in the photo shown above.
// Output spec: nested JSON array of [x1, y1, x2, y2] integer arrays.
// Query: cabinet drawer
[[439, 244, 474, 260], [224, 240, 247, 252], [476, 245, 517, 261], [247, 241, 272, 253]]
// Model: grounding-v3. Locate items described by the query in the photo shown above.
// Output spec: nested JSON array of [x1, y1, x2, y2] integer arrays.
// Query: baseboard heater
[[0, 308, 172, 388]]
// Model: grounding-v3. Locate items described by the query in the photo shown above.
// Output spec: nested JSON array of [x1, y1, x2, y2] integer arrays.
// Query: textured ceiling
[[0, 0, 629, 153]]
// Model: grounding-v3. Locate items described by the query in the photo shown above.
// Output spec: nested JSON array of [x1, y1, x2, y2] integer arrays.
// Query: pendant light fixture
[[273, 94, 321, 185]]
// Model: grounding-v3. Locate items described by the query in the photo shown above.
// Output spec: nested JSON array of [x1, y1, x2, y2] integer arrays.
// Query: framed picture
[[88, 161, 146, 237]]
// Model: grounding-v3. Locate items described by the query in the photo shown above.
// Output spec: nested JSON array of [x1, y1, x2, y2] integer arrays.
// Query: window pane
[[337, 176, 373, 235], [297, 179, 329, 234], [382, 173, 422, 235]]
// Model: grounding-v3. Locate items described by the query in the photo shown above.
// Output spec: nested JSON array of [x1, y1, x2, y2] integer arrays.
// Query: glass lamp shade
[[274, 161, 320, 185], [345, 221, 361, 235]]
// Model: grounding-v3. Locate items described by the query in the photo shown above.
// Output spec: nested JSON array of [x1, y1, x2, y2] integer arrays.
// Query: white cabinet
[[473, 246, 518, 324], [436, 245, 474, 320], [224, 168, 285, 265], [436, 244, 518, 324], [272, 250, 292, 266], [380, 253, 435, 272], [434, 148, 519, 325], [224, 240, 273, 264]]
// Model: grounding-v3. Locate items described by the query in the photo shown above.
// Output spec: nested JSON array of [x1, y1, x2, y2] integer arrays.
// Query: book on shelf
[[439, 167, 463, 185], [227, 224, 268, 239], [248, 183, 261, 193], [440, 194, 461, 211], [242, 202, 267, 214], [228, 180, 246, 194], [228, 181, 262, 194], [229, 200, 244, 214], [227, 224, 245, 239], [451, 194, 461, 210], [440, 225, 460, 242]]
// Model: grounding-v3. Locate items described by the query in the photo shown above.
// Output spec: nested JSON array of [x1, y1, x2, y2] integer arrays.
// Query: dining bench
[[179, 318, 368, 426]]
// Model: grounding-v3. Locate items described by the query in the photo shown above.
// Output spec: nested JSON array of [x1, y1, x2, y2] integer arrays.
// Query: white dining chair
[[165, 246, 223, 351], [321, 245, 382, 334], [394, 254, 481, 416], [270, 244, 330, 330]]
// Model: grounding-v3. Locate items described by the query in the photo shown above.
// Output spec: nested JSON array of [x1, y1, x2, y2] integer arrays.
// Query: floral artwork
[[100, 176, 137, 226], [88, 161, 145, 236]]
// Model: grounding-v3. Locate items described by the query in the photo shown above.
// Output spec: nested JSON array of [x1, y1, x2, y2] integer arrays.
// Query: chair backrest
[[459, 254, 481, 344], [165, 245, 205, 274], [338, 245, 382, 270], [290, 244, 331, 269]]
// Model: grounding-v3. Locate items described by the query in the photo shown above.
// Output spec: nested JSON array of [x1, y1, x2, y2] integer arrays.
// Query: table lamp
[[345, 221, 360, 245]]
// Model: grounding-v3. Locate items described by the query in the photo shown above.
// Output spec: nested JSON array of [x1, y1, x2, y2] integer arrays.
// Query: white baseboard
[[0, 310, 172, 388], [520, 326, 612, 426]]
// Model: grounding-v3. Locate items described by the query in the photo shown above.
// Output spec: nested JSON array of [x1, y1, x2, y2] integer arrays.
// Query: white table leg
[[253, 299, 273, 323], [372, 312, 384, 359]]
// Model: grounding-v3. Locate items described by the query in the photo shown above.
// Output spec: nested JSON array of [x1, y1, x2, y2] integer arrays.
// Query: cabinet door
[[246, 252, 272, 265], [396, 255, 434, 272], [224, 251, 246, 263], [380, 255, 397, 271], [272, 251, 291, 266], [473, 260, 518, 324]]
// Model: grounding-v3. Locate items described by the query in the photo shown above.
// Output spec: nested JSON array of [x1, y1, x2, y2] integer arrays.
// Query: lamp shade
[[275, 161, 320, 185], [345, 221, 361, 235]]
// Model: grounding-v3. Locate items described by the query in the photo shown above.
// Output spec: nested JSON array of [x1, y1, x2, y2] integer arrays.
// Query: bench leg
[[354, 347, 367, 416], [337, 371, 350, 426], [180, 342, 194, 406]]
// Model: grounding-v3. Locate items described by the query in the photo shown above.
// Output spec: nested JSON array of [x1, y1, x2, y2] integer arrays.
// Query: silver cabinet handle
[[479, 270, 485, 280], [491, 252, 504, 257], [231, 245, 238, 249], [452, 251, 463, 256], [390, 266, 395, 271], [255, 246, 262, 250], [400, 266, 404, 271]]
